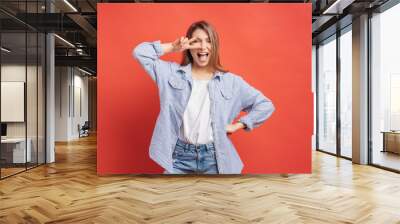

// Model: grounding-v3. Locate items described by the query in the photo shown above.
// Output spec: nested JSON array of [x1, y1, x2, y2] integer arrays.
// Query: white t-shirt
[[179, 79, 214, 144]]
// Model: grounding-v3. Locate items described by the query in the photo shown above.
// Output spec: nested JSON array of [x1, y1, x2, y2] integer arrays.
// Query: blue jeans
[[171, 139, 219, 174]]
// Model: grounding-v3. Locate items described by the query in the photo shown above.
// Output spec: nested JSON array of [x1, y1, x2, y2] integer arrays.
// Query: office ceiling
[[0, 0, 393, 75]]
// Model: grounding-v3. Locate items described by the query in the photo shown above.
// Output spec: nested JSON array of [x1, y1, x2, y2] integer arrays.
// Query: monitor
[[1, 123, 7, 137]]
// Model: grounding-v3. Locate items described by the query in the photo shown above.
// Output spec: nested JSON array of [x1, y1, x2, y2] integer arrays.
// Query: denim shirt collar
[[176, 63, 222, 82]]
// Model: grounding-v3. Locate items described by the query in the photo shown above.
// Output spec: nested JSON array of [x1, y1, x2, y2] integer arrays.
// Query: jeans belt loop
[[206, 142, 213, 151]]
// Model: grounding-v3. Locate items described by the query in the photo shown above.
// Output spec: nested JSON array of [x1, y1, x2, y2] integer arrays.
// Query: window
[[371, 2, 400, 171], [317, 35, 337, 154], [339, 27, 352, 158]]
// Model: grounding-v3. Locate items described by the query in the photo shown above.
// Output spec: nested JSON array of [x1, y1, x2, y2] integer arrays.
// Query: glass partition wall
[[316, 26, 352, 159], [0, 1, 46, 179]]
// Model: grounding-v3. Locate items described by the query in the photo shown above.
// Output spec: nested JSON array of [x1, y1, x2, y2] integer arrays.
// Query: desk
[[382, 131, 400, 154], [1, 138, 32, 163]]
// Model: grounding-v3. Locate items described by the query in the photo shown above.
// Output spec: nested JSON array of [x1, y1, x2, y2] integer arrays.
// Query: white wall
[[72, 72, 89, 138], [55, 66, 69, 141], [55, 67, 89, 141], [1, 65, 25, 133], [1, 64, 40, 137]]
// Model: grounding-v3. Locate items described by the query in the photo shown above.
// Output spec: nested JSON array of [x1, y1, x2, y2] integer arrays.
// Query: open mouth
[[197, 52, 209, 62]]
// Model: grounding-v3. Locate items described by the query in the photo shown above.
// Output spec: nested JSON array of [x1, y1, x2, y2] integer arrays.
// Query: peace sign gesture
[[171, 37, 201, 52]]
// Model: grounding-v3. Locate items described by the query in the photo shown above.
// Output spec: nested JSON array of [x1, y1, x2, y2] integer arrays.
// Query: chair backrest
[[82, 121, 90, 129]]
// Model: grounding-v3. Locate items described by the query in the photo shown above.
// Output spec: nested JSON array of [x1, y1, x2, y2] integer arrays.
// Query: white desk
[[1, 138, 32, 163]]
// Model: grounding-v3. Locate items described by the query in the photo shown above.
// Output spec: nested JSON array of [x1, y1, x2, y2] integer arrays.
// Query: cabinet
[[382, 131, 400, 154]]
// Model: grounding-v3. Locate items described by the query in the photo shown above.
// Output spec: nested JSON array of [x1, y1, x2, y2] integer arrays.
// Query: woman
[[133, 21, 275, 174]]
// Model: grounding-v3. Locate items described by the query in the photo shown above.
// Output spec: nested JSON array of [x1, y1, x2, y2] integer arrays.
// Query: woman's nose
[[201, 41, 207, 50]]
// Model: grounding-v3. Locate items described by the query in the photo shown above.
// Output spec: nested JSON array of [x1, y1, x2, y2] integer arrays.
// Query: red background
[[97, 3, 312, 174]]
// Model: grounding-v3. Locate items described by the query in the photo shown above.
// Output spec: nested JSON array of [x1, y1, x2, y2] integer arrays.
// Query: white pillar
[[46, 1, 55, 163], [352, 14, 369, 164], [46, 33, 55, 163]]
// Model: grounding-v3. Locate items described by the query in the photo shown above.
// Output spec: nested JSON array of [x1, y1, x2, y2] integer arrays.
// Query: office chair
[[79, 121, 90, 138]]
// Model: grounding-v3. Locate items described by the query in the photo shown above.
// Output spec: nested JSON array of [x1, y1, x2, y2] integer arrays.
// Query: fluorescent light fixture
[[76, 48, 86, 56], [1, 47, 11, 53], [54, 34, 75, 48], [78, 67, 93, 76], [63, 0, 78, 12], [322, 0, 355, 15]]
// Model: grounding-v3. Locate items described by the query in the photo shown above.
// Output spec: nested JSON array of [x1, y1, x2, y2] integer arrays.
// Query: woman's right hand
[[161, 37, 200, 54], [171, 37, 200, 52]]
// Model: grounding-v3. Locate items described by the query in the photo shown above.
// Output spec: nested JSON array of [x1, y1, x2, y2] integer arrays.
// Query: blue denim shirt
[[133, 41, 275, 174]]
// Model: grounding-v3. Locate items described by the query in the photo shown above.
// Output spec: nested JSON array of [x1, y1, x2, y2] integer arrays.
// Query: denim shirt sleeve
[[132, 41, 170, 85], [237, 77, 275, 131]]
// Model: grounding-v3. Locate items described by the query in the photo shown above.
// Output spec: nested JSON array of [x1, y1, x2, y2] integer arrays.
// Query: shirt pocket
[[219, 85, 232, 100], [219, 82, 241, 123], [167, 76, 186, 111], [168, 76, 185, 90]]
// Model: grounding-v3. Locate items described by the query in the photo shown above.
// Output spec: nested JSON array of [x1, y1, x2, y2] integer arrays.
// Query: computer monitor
[[1, 123, 7, 137]]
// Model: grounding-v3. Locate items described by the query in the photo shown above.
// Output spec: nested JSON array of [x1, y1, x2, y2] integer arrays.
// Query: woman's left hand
[[225, 122, 245, 135]]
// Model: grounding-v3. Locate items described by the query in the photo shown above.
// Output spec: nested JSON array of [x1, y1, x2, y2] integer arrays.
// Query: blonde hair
[[181, 20, 228, 73]]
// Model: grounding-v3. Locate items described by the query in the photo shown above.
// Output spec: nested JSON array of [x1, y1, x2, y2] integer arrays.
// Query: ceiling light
[[322, 0, 355, 15], [1, 47, 11, 53], [78, 67, 93, 76], [63, 0, 78, 12], [54, 34, 75, 48]]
